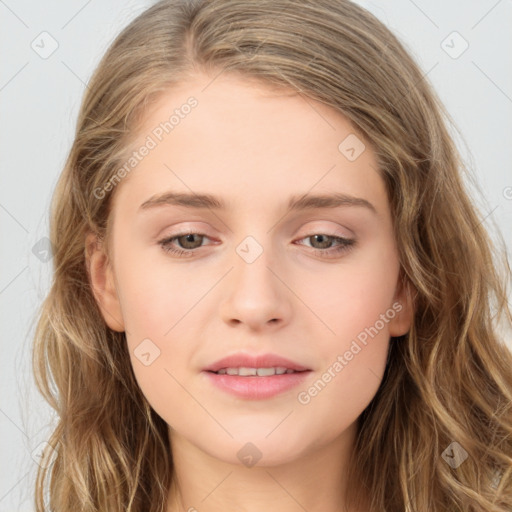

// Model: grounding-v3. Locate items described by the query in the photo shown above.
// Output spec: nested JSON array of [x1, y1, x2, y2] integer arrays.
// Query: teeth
[[239, 367, 257, 376], [214, 367, 297, 376], [258, 367, 277, 376]]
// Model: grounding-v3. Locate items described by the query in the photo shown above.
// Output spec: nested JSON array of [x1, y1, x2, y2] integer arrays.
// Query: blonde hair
[[33, 0, 512, 510]]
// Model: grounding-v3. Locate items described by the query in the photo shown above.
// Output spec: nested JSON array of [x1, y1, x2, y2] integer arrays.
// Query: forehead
[[110, 72, 386, 217]]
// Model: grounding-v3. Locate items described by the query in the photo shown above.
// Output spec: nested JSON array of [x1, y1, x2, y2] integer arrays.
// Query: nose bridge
[[232, 232, 279, 298], [219, 231, 292, 328]]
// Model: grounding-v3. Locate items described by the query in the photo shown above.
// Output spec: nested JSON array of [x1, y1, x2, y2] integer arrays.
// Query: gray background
[[1, 1, 511, 510]]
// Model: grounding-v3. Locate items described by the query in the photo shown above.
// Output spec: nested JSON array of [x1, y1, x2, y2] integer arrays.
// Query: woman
[[33, 1, 512, 510]]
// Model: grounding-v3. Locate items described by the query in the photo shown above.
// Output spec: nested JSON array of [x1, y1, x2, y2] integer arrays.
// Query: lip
[[203, 353, 311, 373], [202, 352, 312, 400]]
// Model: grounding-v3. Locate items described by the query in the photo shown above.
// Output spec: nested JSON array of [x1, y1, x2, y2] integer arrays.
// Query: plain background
[[1, 1, 511, 510]]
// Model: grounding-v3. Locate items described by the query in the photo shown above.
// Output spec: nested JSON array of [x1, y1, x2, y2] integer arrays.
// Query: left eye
[[296, 233, 354, 252], [158, 232, 355, 258]]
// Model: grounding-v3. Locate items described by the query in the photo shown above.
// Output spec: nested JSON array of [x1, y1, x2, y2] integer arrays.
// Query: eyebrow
[[138, 191, 377, 214]]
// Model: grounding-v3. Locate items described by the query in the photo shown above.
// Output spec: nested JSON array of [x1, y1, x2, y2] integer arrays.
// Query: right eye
[[158, 232, 212, 257]]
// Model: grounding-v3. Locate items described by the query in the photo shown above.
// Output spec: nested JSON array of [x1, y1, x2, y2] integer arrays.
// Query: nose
[[219, 238, 293, 331]]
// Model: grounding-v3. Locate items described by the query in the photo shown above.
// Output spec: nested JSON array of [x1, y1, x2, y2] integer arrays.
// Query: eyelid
[[160, 218, 352, 235], [297, 220, 355, 237], [155, 222, 214, 239]]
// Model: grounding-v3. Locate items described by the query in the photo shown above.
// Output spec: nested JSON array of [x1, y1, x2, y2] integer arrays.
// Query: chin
[[206, 431, 312, 468]]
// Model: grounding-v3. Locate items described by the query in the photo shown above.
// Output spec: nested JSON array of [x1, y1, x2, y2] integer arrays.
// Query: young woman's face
[[90, 72, 412, 466]]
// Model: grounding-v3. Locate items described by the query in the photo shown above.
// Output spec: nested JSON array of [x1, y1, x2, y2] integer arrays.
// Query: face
[[87, 72, 412, 466]]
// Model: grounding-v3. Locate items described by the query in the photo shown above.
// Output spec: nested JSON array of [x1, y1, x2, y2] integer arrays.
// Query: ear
[[388, 272, 415, 337], [85, 232, 125, 332]]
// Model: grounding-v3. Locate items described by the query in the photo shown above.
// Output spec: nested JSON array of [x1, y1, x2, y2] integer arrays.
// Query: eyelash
[[158, 231, 356, 258]]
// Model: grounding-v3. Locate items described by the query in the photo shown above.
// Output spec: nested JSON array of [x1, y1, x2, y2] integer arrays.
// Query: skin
[[87, 71, 413, 512]]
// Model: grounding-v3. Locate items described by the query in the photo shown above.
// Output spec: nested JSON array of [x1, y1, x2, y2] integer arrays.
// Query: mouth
[[202, 353, 312, 400], [209, 366, 306, 376]]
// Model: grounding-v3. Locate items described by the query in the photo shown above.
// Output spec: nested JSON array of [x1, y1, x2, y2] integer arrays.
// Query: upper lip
[[203, 353, 311, 372]]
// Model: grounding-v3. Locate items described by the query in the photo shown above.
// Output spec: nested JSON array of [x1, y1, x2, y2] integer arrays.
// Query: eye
[[158, 232, 211, 257], [158, 231, 355, 259], [294, 234, 355, 257]]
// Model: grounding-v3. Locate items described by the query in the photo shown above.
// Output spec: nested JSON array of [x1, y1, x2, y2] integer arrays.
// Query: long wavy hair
[[32, 0, 512, 510]]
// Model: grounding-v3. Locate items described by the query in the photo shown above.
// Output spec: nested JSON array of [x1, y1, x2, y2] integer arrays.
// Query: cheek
[[305, 244, 401, 348], [295, 343, 387, 448], [119, 272, 193, 426], [115, 251, 206, 338], [294, 272, 395, 442], [292, 248, 398, 431], [110, 245, 193, 406], [118, 271, 196, 392]]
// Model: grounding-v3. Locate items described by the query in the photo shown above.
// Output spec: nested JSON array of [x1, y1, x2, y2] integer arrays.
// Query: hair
[[32, 0, 512, 510]]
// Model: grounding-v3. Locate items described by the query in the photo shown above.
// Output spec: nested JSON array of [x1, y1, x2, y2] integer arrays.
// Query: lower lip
[[203, 370, 311, 400]]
